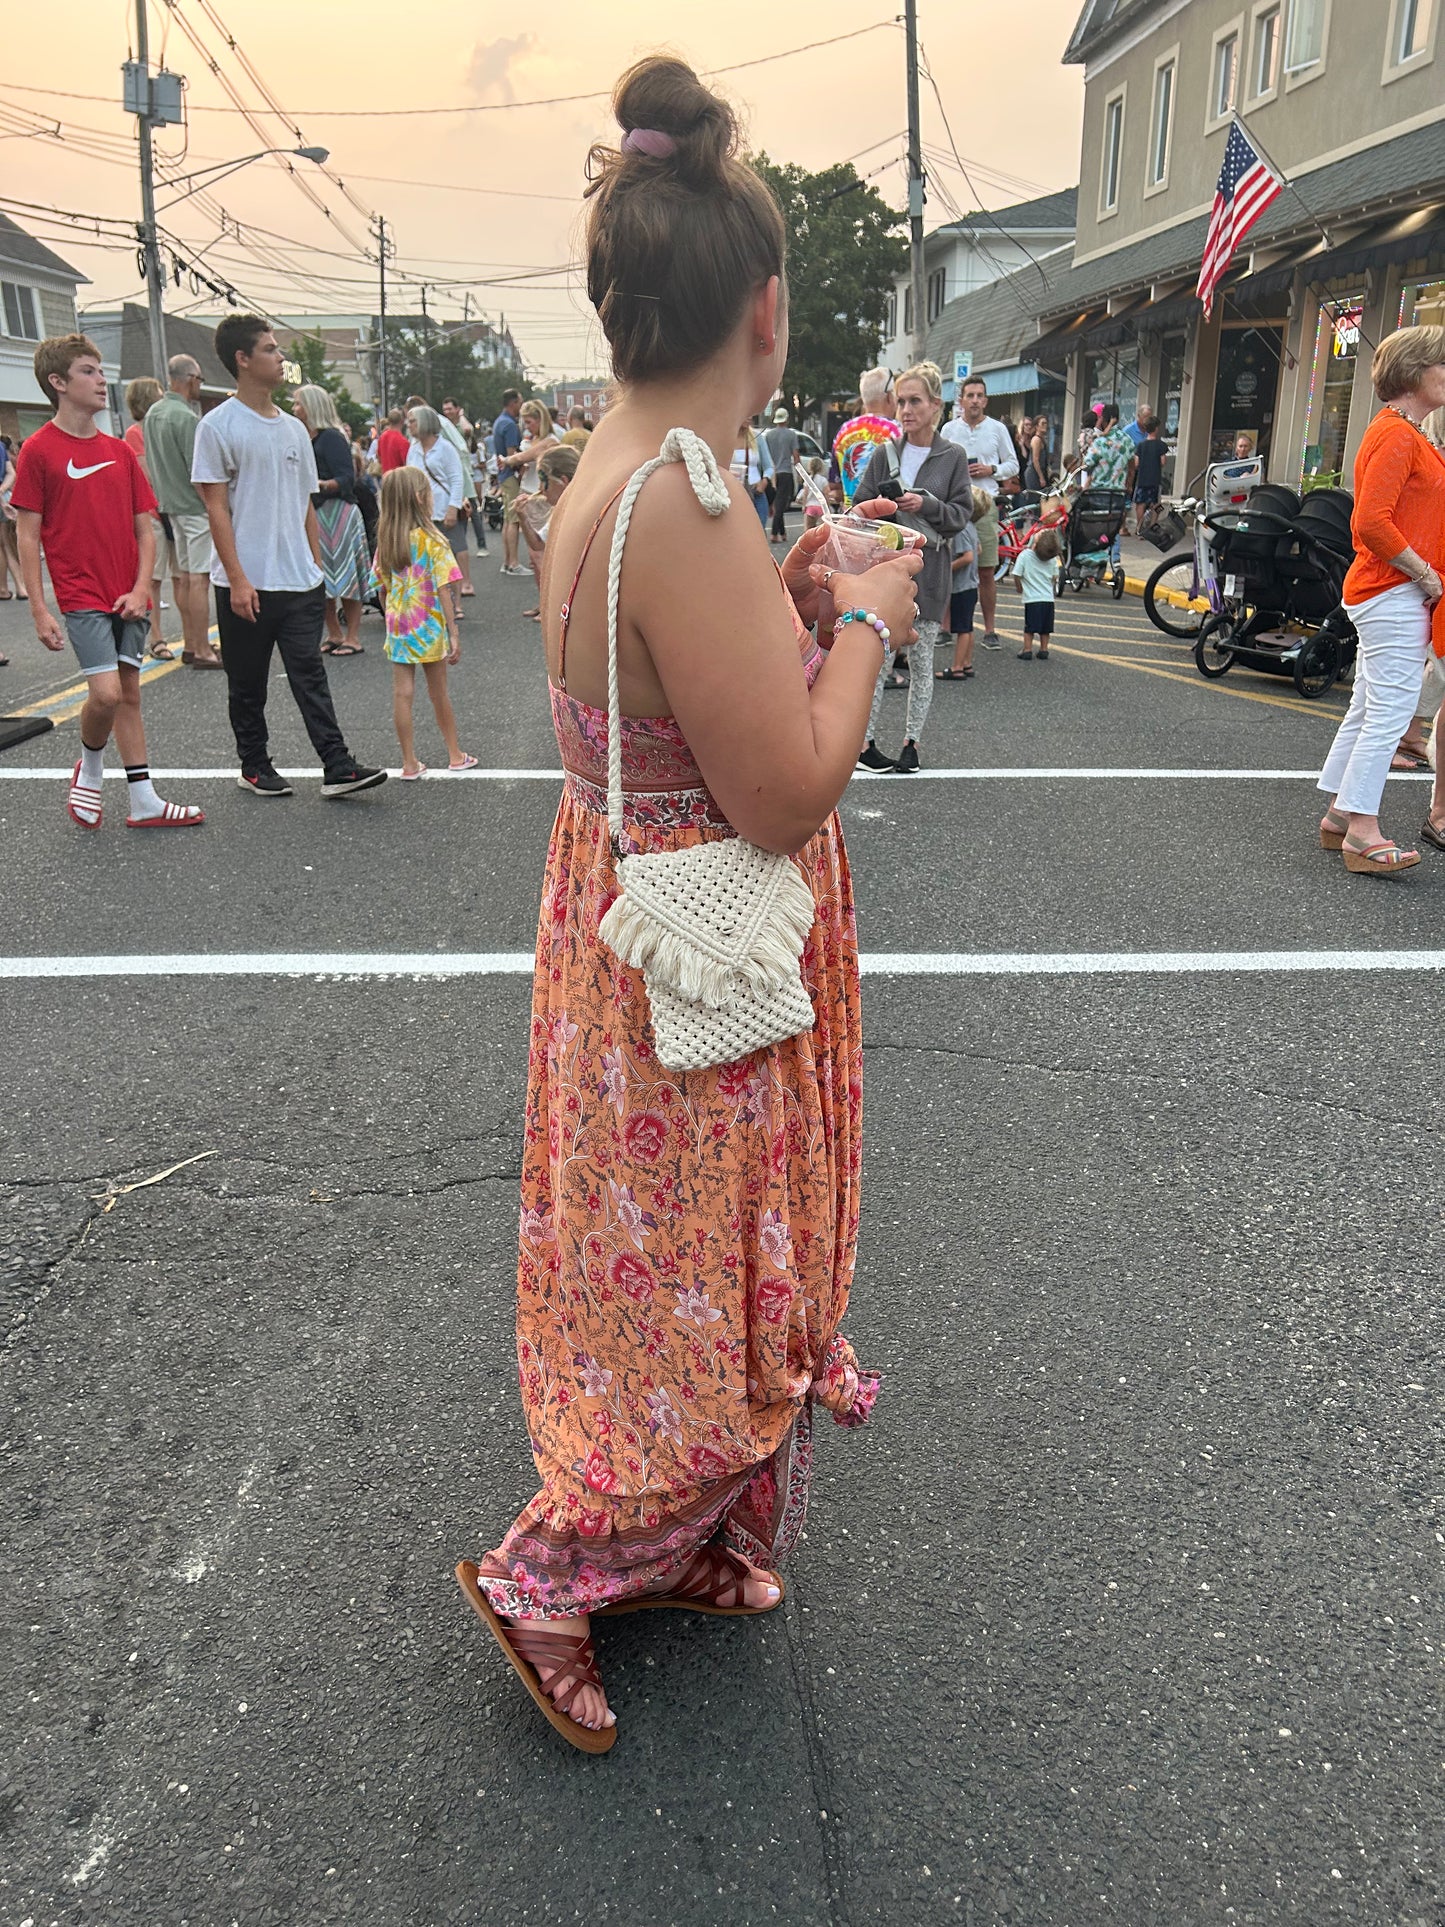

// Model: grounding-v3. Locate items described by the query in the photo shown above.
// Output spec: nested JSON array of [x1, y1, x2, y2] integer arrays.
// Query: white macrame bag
[[596, 428, 818, 1073]]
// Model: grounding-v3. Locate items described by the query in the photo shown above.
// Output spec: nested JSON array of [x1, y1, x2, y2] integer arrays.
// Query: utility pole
[[904, 0, 927, 363], [132, 0, 168, 381], [421, 283, 431, 397], [371, 213, 389, 414]]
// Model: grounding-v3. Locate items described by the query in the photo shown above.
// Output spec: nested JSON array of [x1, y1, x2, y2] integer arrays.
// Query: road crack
[[863, 1039, 1442, 1138]]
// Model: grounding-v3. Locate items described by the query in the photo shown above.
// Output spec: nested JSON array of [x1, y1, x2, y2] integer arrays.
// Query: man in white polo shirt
[[941, 375, 1018, 648]]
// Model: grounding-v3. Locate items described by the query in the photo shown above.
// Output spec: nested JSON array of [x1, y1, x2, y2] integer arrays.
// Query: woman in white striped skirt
[[293, 384, 370, 657]]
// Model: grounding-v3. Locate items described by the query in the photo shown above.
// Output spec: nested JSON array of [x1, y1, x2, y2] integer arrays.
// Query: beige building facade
[[1035, 0, 1445, 491]]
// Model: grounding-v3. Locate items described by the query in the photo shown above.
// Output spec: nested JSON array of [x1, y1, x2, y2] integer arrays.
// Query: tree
[[751, 157, 907, 421], [279, 331, 371, 438], [380, 324, 534, 424]]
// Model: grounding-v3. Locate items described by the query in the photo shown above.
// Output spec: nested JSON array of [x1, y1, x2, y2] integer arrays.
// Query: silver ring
[[823, 568, 835, 586]]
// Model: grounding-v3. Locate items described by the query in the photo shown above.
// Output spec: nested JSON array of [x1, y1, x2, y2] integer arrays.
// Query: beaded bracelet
[[836, 607, 892, 651]]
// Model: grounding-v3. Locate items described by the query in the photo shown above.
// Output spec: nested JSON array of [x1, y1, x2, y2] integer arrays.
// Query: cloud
[[466, 34, 539, 104]]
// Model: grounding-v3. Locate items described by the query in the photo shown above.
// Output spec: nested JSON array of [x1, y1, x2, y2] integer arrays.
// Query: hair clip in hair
[[622, 127, 677, 158]]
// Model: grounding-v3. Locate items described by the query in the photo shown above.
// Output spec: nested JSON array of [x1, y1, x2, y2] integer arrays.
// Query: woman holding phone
[[852, 361, 973, 773]]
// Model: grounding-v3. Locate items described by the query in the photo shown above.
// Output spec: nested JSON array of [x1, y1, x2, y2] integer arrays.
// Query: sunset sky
[[3, 1, 1086, 379]]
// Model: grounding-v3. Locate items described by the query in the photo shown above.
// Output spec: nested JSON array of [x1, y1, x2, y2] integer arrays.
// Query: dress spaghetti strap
[[556, 483, 628, 691]]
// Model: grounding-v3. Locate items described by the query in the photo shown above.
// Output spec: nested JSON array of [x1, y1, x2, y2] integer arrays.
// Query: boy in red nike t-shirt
[[12, 334, 203, 830]]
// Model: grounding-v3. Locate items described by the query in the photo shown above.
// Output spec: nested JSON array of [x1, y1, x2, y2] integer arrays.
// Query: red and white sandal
[[66, 761, 103, 830], [126, 800, 206, 829]]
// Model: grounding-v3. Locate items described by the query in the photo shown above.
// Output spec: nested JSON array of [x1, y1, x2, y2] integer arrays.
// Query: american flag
[[1196, 122, 1285, 319]]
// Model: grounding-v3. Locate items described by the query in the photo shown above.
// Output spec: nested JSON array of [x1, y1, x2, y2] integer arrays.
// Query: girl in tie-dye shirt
[[370, 466, 477, 777]]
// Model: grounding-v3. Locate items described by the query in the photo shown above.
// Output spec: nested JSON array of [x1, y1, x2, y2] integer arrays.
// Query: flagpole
[[1227, 114, 1385, 351], [1229, 113, 1331, 251]]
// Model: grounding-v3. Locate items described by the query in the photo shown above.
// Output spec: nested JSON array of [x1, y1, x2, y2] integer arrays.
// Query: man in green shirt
[[143, 355, 222, 667]]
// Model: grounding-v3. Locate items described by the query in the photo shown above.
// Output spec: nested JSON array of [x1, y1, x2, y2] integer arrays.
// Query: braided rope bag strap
[[596, 428, 818, 1073]]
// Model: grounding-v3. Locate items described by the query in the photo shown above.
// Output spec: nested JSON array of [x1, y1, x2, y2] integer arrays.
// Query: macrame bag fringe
[[595, 428, 817, 1072]]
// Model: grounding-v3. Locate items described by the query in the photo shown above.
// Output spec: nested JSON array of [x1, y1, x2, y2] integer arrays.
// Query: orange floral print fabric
[[477, 618, 876, 1620]]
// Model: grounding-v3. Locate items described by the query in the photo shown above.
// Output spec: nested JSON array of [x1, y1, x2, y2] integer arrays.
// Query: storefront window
[[1400, 279, 1445, 328], [1300, 294, 1363, 488], [1085, 344, 1140, 420], [1210, 325, 1283, 464], [1158, 332, 1187, 438]]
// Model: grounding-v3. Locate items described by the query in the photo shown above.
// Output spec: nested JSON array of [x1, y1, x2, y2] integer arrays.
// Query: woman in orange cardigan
[[1317, 325, 1445, 875]]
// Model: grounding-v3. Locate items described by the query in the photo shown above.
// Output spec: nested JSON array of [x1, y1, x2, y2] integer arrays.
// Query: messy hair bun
[[585, 55, 786, 385]]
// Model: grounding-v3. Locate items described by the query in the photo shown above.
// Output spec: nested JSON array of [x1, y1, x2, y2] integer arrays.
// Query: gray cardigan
[[856, 435, 974, 622]]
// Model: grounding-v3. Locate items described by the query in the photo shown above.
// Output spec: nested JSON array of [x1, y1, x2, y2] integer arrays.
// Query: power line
[[344, 173, 582, 205], [4, 20, 898, 117], [916, 42, 1058, 301], [157, 0, 372, 252]]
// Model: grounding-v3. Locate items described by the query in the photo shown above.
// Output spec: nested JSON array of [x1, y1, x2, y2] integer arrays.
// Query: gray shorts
[[65, 610, 150, 674]]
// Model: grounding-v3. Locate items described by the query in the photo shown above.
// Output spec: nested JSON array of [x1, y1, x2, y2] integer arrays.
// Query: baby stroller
[[1194, 486, 1358, 697], [1059, 489, 1128, 598]]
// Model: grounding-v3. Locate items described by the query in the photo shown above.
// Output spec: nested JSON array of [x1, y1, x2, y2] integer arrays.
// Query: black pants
[[215, 584, 350, 775], [769, 468, 795, 540]]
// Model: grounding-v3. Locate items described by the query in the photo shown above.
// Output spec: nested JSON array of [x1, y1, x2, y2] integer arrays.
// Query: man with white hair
[[143, 353, 223, 667]]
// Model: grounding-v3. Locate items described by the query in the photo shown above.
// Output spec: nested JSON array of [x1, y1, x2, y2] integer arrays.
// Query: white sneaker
[[500, 564, 532, 577]]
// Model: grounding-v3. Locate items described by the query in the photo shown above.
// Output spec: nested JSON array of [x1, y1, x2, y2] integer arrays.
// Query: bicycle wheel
[[1193, 613, 1237, 679], [1145, 554, 1210, 639]]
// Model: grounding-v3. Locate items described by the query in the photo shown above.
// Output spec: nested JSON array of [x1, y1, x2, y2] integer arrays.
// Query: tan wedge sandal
[[593, 1542, 785, 1620], [454, 1560, 616, 1754], [1341, 839, 1421, 875]]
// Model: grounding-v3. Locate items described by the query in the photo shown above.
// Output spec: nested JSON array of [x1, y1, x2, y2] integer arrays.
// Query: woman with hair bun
[[456, 54, 921, 1752]]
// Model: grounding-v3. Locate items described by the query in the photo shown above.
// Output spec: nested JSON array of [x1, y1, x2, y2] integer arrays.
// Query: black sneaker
[[320, 763, 388, 799], [855, 741, 895, 773], [891, 741, 921, 774], [237, 765, 293, 797]]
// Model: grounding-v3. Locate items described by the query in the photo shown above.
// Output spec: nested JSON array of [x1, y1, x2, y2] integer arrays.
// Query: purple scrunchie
[[622, 127, 676, 159]]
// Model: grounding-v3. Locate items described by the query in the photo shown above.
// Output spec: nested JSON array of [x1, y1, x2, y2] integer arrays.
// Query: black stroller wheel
[[1293, 628, 1342, 698], [1111, 567, 1126, 600], [1072, 577, 1086, 593], [1193, 613, 1237, 679]]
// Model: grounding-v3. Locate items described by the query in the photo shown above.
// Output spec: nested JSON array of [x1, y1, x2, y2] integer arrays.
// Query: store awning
[[943, 362, 1051, 402]]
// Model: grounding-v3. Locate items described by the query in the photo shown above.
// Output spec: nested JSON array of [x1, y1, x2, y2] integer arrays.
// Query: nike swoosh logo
[[66, 459, 116, 480]]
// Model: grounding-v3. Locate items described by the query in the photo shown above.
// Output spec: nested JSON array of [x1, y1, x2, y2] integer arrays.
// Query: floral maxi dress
[[476, 592, 877, 1620]]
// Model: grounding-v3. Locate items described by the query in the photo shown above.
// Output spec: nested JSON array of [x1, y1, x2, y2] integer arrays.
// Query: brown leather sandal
[[454, 1559, 616, 1754], [593, 1542, 785, 1619]]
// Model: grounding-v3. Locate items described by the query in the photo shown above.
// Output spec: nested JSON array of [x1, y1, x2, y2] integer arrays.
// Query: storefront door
[[1210, 325, 1284, 464]]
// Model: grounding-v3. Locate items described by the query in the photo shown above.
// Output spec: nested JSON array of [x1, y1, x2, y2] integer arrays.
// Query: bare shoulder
[[612, 465, 770, 598]]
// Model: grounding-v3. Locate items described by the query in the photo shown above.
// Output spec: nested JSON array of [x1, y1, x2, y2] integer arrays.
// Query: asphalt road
[[2, 552, 1443, 1927]]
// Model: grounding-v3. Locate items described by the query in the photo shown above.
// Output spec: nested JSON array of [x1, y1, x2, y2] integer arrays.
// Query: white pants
[[867, 618, 941, 746], [1318, 582, 1431, 815]]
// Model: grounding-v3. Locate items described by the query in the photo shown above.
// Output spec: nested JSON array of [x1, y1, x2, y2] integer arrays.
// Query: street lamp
[[138, 146, 331, 378], [156, 146, 330, 212]]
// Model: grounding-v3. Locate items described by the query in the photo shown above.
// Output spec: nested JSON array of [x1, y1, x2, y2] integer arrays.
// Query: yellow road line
[[12, 625, 219, 725], [1047, 644, 1348, 721]]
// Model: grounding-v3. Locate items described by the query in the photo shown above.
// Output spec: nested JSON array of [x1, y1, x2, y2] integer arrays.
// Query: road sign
[[953, 351, 972, 385]]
